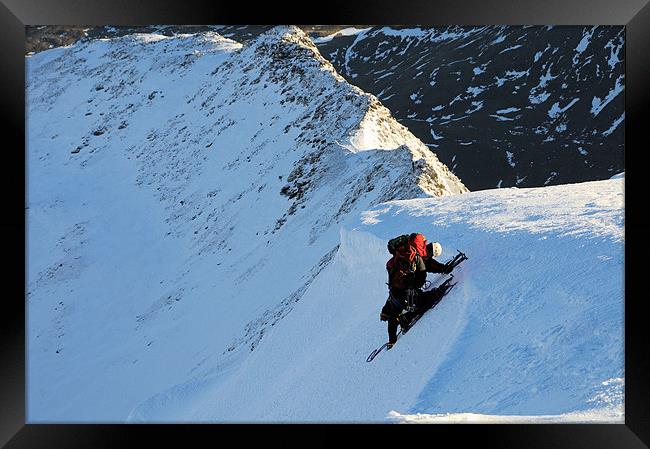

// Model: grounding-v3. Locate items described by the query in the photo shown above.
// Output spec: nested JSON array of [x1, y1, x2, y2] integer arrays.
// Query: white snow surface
[[27, 27, 623, 423], [388, 405, 623, 423]]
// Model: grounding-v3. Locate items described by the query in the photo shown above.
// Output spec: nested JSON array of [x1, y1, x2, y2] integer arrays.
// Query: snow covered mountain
[[26, 25, 465, 421], [27, 24, 625, 192], [315, 26, 625, 190], [26, 25, 623, 423]]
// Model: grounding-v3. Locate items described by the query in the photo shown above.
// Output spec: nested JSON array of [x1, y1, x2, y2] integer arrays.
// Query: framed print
[[2, 0, 648, 446]]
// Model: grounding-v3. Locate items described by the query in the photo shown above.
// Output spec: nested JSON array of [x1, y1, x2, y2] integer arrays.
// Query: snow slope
[[26, 26, 465, 421], [127, 177, 624, 422], [27, 25, 623, 423]]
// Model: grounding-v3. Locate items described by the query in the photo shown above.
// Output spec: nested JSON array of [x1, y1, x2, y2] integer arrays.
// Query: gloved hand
[[443, 264, 453, 274]]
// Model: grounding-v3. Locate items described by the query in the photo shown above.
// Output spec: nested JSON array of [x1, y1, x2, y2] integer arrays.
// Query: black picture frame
[[2, 0, 648, 447]]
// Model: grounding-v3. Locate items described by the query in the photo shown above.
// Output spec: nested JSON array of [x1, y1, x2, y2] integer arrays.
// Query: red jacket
[[386, 253, 427, 293]]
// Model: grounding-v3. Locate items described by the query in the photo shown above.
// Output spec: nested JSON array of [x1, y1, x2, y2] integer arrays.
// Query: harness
[[388, 287, 418, 311]]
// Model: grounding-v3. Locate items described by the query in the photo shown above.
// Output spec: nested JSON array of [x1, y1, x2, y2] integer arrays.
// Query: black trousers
[[380, 288, 444, 343], [380, 293, 417, 344]]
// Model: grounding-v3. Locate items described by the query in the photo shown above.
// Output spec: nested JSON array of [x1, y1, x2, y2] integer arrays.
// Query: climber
[[379, 233, 451, 349]]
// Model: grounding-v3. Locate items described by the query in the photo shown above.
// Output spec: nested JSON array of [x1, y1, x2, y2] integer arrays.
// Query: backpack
[[387, 233, 428, 261], [386, 233, 429, 290]]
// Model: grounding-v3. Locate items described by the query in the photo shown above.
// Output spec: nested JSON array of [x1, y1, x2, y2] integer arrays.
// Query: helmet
[[429, 241, 442, 257]]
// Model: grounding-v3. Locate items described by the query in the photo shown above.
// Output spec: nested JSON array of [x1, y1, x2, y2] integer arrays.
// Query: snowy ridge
[[127, 177, 623, 422], [232, 26, 466, 198], [27, 26, 465, 421]]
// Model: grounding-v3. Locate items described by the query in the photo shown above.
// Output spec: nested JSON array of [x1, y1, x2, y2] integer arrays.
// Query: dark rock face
[[316, 26, 625, 190]]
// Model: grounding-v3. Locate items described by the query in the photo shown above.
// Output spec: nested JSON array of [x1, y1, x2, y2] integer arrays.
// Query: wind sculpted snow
[[26, 26, 465, 421], [127, 177, 623, 422], [357, 179, 624, 420]]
